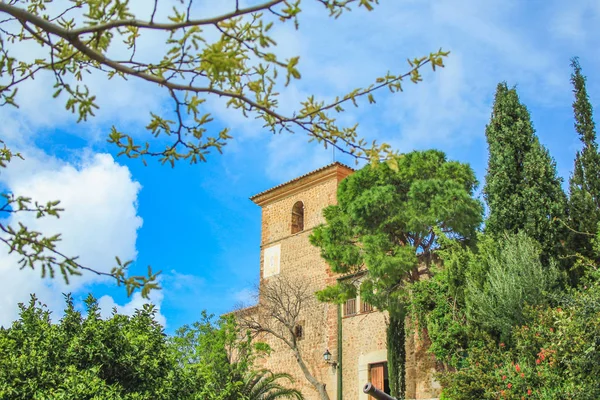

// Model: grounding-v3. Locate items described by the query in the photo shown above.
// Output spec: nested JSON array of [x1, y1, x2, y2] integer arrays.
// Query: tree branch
[[0, 0, 287, 37]]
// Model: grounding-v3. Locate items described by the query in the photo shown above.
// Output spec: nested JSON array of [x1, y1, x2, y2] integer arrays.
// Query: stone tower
[[245, 162, 441, 400], [249, 162, 353, 399]]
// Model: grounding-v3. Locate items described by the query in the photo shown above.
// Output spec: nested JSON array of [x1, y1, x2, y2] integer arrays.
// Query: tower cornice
[[250, 162, 354, 207]]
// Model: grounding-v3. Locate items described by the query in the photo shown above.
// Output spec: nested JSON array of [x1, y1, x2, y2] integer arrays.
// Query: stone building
[[241, 162, 441, 400]]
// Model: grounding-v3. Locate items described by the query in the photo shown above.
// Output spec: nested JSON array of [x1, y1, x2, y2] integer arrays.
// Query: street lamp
[[323, 349, 337, 369]]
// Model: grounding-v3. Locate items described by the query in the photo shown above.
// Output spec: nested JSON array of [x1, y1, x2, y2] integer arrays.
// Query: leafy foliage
[[408, 266, 469, 368], [0, 0, 448, 296], [483, 82, 567, 262], [411, 231, 600, 399], [465, 232, 559, 343], [171, 311, 303, 400], [0, 0, 447, 164], [0, 294, 179, 399], [0, 295, 302, 400], [440, 270, 600, 399], [172, 312, 253, 399], [387, 313, 406, 398], [310, 150, 481, 399], [238, 370, 303, 400], [310, 150, 483, 313]]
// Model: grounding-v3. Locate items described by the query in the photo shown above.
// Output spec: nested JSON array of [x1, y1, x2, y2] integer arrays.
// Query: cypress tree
[[387, 313, 405, 399], [568, 57, 600, 261], [484, 82, 567, 261]]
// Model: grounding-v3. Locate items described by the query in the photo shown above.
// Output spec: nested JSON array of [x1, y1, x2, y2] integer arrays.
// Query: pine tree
[[484, 82, 567, 261], [568, 57, 600, 261]]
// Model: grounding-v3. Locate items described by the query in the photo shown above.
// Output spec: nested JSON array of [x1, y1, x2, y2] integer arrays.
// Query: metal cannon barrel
[[363, 382, 397, 400]]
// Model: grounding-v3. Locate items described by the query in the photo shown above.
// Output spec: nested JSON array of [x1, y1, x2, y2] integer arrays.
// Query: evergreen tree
[[311, 150, 482, 312], [483, 82, 567, 261], [311, 150, 483, 399], [386, 314, 406, 398], [567, 57, 600, 261]]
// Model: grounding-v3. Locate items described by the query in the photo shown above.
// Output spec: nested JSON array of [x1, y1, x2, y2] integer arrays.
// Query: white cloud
[[548, 0, 600, 43], [1, 0, 599, 322], [378, 53, 490, 151], [164, 270, 205, 291], [0, 148, 145, 326], [243, 0, 598, 175], [98, 290, 166, 327]]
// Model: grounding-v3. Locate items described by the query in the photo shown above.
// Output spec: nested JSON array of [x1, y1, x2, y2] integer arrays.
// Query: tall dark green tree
[[567, 57, 600, 262], [483, 82, 567, 261], [310, 150, 483, 398]]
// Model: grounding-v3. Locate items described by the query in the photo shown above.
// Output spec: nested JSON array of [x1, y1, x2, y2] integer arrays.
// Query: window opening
[[291, 201, 304, 234], [361, 300, 374, 313], [294, 324, 304, 340], [343, 297, 356, 317]]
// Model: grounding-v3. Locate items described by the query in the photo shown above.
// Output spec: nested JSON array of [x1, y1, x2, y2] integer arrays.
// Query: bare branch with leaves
[[236, 276, 331, 400], [0, 0, 448, 165], [0, 0, 448, 296]]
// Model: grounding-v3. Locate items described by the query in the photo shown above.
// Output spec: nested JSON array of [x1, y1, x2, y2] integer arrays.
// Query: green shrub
[[466, 233, 559, 342], [441, 271, 600, 399]]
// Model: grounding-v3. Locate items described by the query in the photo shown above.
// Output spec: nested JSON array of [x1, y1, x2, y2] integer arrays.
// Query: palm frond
[[239, 369, 304, 400]]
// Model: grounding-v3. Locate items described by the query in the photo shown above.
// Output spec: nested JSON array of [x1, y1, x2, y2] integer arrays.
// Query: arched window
[[291, 201, 304, 234]]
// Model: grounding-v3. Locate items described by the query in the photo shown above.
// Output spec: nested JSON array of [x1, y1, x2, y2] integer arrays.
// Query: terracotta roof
[[222, 304, 258, 317], [250, 161, 354, 201]]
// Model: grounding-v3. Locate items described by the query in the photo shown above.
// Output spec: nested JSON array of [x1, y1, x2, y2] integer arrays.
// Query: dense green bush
[[409, 233, 556, 366], [440, 274, 600, 399], [409, 269, 469, 368], [0, 295, 302, 400], [465, 233, 559, 342], [0, 294, 178, 400], [410, 231, 600, 399]]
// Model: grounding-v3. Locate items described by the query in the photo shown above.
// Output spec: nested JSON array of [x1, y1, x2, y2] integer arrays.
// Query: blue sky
[[0, 0, 599, 332]]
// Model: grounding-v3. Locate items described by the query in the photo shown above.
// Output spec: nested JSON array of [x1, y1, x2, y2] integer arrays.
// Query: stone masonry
[[242, 162, 441, 400]]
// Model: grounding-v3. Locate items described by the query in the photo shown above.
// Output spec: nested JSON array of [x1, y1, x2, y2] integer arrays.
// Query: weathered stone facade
[[245, 163, 441, 400]]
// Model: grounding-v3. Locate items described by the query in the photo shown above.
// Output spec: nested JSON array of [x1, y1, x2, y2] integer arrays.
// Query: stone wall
[[405, 325, 443, 399], [245, 163, 442, 400], [341, 309, 389, 400], [251, 165, 349, 400]]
